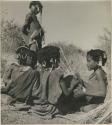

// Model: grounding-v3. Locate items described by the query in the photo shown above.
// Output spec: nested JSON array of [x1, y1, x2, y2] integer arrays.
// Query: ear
[[103, 52, 107, 59], [98, 56, 102, 66]]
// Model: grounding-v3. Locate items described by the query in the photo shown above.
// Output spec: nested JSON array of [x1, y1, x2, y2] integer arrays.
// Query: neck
[[94, 65, 100, 72], [30, 10, 36, 15]]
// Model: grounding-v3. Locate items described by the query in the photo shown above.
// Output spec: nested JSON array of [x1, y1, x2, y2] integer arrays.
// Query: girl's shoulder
[[26, 11, 33, 17], [95, 67, 107, 79], [89, 67, 106, 80], [25, 12, 33, 22]]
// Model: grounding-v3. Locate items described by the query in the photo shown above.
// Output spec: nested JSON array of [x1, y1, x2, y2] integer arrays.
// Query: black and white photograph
[[0, 0, 111, 124]]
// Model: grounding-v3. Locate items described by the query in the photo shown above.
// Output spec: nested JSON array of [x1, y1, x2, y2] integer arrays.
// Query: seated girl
[[1, 46, 40, 104], [77, 49, 108, 112], [29, 46, 81, 117]]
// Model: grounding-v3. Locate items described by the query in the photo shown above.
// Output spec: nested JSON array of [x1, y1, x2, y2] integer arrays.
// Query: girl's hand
[[70, 78, 80, 89]]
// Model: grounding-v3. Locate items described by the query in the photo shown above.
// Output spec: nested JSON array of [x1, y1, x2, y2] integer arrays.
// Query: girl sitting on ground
[[1, 46, 40, 104], [79, 49, 108, 112], [29, 46, 81, 118]]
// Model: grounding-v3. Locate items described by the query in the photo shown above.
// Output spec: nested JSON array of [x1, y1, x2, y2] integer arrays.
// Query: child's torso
[[23, 12, 41, 44], [26, 12, 41, 34], [85, 67, 108, 97]]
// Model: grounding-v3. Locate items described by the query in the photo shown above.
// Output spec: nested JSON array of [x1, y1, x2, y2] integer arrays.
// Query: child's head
[[29, 1, 43, 15], [37, 46, 60, 69], [26, 50, 37, 68], [87, 49, 107, 71], [16, 46, 37, 68], [16, 46, 28, 65]]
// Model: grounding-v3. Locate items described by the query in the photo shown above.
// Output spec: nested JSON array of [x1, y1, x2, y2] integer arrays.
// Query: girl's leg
[[80, 104, 98, 112], [80, 96, 105, 112]]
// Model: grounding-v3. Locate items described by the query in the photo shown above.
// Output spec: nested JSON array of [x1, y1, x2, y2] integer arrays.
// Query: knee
[[80, 104, 98, 112]]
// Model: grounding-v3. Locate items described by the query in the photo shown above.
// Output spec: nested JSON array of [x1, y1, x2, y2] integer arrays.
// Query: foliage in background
[[1, 19, 24, 53]]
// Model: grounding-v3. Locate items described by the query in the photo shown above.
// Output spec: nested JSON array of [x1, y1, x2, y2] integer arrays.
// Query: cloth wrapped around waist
[[8, 68, 40, 102]]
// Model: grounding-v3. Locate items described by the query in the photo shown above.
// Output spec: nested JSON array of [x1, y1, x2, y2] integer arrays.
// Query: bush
[[1, 19, 24, 53], [1, 59, 7, 78]]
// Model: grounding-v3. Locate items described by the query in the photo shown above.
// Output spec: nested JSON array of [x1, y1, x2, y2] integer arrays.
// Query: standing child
[[81, 49, 108, 112], [22, 1, 44, 52]]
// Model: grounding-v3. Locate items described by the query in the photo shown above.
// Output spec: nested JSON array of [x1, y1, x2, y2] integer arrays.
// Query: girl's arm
[[60, 77, 79, 96], [2, 65, 14, 93], [3, 65, 13, 85], [22, 13, 32, 35], [1, 80, 13, 93], [96, 69, 107, 93]]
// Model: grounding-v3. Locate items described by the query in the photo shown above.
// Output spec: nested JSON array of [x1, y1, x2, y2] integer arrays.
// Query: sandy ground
[[1, 104, 76, 124], [1, 94, 77, 124], [1, 95, 111, 124]]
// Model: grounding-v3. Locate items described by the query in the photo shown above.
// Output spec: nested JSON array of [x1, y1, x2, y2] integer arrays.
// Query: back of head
[[16, 46, 28, 65], [37, 45, 60, 68]]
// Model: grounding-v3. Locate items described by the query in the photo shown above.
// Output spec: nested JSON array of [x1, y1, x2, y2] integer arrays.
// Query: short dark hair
[[87, 49, 107, 66], [29, 1, 43, 12], [16, 46, 37, 67], [37, 46, 60, 67], [17, 49, 27, 65]]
